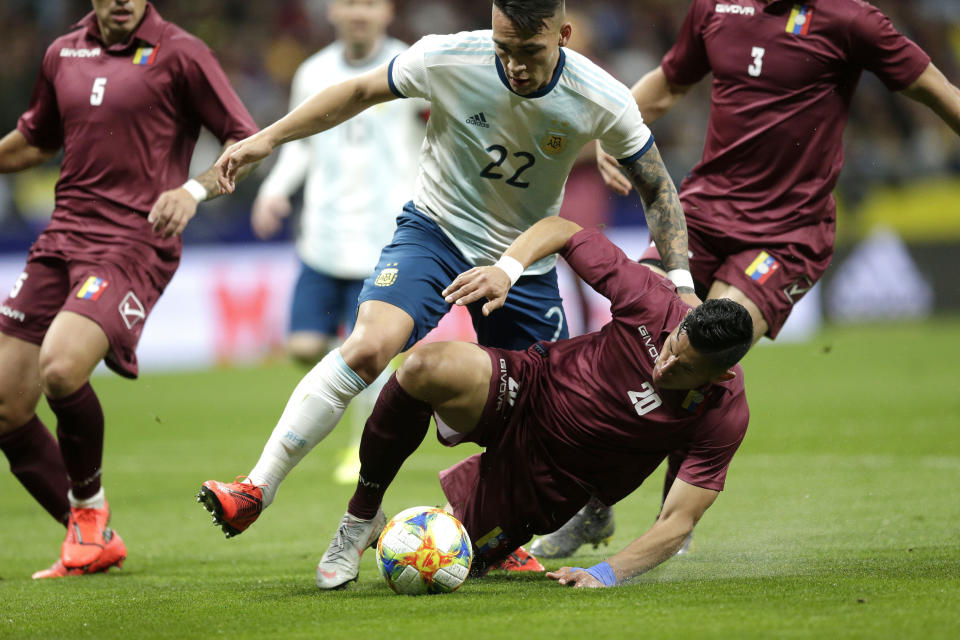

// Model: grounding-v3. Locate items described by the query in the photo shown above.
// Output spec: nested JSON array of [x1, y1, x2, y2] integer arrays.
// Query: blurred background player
[[250, 0, 425, 484], [536, 0, 960, 560], [198, 0, 699, 589], [0, 0, 257, 578], [337, 215, 753, 584]]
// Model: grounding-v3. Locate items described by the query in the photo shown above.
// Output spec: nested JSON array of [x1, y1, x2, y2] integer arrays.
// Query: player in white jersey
[[250, 0, 424, 484], [199, 0, 700, 590]]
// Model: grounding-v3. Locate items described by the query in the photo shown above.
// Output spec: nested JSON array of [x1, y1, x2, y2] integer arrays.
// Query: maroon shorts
[[639, 225, 831, 339], [0, 240, 175, 378], [438, 345, 589, 573]]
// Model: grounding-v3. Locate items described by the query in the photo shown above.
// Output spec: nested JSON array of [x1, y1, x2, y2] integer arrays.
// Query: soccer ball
[[376, 506, 473, 595]]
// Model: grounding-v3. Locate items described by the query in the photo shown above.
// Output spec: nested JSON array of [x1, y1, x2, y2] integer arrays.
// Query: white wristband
[[181, 179, 208, 203], [667, 269, 695, 291], [495, 255, 524, 286]]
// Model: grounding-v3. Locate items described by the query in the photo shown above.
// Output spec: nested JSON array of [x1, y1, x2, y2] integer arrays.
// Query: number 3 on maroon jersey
[[90, 77, 107, 106], [748, 47, 765, 77]]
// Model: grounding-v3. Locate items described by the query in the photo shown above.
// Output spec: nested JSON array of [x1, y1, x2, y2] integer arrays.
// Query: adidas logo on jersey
[[715, 3, 755, 15], [466, 112, 490, 128]]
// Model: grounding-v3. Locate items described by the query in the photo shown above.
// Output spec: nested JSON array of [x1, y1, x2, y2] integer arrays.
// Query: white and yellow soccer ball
[[376, 506, 473, 595]]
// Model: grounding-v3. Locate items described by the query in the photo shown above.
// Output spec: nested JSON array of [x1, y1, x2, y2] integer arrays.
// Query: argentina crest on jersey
[[539, 119, 569, 156], [375, 262, 399, 287]]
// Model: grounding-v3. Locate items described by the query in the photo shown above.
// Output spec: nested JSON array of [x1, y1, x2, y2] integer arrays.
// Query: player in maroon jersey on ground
[[538, 0, 960, 561], [0, 0, 258, 578], [324, 216, 752, 587]]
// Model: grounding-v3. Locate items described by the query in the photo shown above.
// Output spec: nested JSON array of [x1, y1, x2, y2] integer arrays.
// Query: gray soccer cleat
[[315, 509, 387, 590], [530, 499, 614, 559]]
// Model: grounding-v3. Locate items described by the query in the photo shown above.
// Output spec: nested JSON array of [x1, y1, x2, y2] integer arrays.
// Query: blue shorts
[[289, 261, 364, 336], [357, 203, 568, 351]]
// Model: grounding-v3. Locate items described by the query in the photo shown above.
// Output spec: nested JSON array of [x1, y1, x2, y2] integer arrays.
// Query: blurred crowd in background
[[2, 0, 959, 251]]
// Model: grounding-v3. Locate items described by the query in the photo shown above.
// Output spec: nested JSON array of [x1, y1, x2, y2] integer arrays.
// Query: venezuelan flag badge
[[681, 390, 706, 415], [745, 251, 780, 285], [786, 5, 814, 35], [132, 44, 159, 65], [76, 276, 109, 301]]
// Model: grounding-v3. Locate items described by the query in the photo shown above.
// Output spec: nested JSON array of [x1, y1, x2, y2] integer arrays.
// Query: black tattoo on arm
[[622, 143, 691, 279]]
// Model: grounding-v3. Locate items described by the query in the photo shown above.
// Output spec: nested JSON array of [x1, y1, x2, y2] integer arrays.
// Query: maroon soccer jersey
[[661, 0, 930, 246], [527, 229, 749, 500], [16, 4, 258, 251]]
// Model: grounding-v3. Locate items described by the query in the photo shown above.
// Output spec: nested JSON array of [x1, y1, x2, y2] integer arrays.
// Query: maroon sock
[[348, 374, 433, 520], [49, 382, 104, 501], [0, 415, 71, 525]]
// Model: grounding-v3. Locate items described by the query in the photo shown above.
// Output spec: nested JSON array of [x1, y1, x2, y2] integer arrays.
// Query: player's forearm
[[606, 512, 695, 582], [192, 141, 259, 201], [902, 63, 960, 137], [631, 66, 689, 125], [502, 217, 583, 268], [263, 76, 386, 147], [623, 144, 692, 277], [0, 129, 57, 173]]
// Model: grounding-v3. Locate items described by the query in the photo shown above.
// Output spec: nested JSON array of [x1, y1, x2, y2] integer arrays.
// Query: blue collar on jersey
[[495, 47, 566, 99]]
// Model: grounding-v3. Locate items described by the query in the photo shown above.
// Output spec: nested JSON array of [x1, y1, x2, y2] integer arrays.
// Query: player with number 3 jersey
[[0, 0, 257, 579], [600, 0, 960, 343]]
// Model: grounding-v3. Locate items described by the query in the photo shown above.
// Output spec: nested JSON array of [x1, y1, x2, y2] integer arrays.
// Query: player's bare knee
[[37, 355, 87, 399], [0, 399, 38, 433], [339, 336, 394, 383], [396, 348, 439, 395]]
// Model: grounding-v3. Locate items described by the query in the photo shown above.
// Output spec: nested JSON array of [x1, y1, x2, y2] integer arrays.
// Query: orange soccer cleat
[[491, 546, 545, 572], [33, 527, 126, 579], [59, 501, 118, 569], [197, 476, 264, 538]]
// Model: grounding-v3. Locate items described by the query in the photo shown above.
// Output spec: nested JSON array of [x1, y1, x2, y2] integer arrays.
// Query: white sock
[[68, 487, 106, 510], [248, 349, 367, 507], [349, 364, 394, 445]]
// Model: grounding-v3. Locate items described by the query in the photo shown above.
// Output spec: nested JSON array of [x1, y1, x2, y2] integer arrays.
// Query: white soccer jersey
[[259, 38, 425, 280], [389, 30, 652, 274]]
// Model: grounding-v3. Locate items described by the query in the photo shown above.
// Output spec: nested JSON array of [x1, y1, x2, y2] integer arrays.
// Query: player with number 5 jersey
[[201, 0, 698, 590], [0, 0, 258, 579]]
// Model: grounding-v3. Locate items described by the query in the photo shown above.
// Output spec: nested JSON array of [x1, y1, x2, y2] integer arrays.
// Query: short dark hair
[[493, 0, 564, 35], [680, 299, 753, 371]]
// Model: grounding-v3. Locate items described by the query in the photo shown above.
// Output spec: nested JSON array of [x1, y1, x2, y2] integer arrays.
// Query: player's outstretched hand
[[596, 141, 632, 196], [215, 133, 274, 195], [442, 266, 511, 316], [546, 567, 605, 589], [148, 187, 198, 238], [251, 194, 292, 240]]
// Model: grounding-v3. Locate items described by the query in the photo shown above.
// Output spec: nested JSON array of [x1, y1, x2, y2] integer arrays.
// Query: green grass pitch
[[1, 319, 958, 639]]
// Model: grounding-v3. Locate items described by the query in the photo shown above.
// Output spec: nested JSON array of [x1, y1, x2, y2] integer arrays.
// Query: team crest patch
[[681, 390, 706, 415], [475, 526, 508, 553], [77, 276, 109, 301], [785, 5, 814, 35], [132, 44, 159, 65], [118, 291, 145, 329], [540, 119, 569, 156], [745, 251, 780, 285], [375, 263, 399, 287]]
